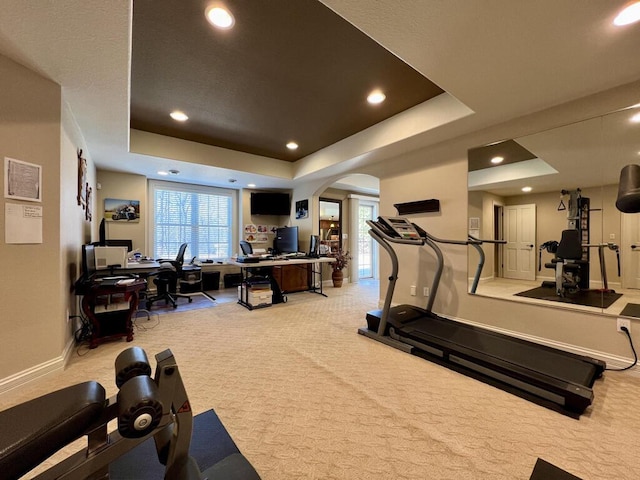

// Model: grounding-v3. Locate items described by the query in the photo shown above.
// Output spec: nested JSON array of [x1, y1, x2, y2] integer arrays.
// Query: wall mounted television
[[250, 192, 290, 215], [273, 226, 299, 254]]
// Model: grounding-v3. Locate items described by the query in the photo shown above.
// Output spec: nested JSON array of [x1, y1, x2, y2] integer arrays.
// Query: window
[[149, 180, 237, 261]]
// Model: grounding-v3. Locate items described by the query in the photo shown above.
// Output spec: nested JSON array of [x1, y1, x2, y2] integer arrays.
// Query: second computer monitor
[[273, 226, 298, 254], [308, 235, 319, 257]]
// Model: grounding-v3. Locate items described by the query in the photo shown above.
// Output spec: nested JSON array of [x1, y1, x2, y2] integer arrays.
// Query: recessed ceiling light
[[158, 170, 169, 176], [491, 156, 504, 164], [247, 183, 256, 188], [170, 111, 188, 122], [367, 90, 386, 104], [286, 141, 299, 150], [614, 2, 640, 26], [631, 112, 640, 123], [205, 5, 235, 29], [522, 186, 532, 193]]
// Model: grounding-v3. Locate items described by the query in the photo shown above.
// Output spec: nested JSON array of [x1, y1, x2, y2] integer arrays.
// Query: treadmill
[[359, 216, 606, 416]]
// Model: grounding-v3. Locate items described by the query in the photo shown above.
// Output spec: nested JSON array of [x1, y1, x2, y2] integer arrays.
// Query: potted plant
[[330, 248, 351, 287]]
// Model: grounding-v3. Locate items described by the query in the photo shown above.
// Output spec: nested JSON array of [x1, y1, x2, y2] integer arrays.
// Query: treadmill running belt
[[396, 314, 599, 386]]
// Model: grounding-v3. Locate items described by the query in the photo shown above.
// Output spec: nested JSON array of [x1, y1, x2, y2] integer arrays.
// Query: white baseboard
[[0, 337, 75, 398]]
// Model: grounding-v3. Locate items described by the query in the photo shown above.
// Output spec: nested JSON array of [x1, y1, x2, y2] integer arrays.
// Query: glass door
[[357, 201, 377, 278]]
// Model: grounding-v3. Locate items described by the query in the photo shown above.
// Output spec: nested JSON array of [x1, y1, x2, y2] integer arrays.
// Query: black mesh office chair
[[146, 243, 193, 309], [239, 240, 253, 256], [544, 229, 587, 296]]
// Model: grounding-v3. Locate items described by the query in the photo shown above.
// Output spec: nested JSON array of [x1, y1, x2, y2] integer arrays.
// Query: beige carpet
[[2, 282, 640, 479]]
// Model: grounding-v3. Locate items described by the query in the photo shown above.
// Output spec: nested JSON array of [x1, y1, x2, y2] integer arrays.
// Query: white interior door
[[621, 213, 640, 289], [503, 204, 536, 281]]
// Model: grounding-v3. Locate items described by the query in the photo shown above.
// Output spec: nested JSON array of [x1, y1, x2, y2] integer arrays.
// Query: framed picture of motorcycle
[[104, 198, 140, 222]]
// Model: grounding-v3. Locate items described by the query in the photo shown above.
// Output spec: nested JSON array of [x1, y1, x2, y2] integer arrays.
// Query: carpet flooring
[[2, 282, 640, 480], [515, 286, 622, 308]]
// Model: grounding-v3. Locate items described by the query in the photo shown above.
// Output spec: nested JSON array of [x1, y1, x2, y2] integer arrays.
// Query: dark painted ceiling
[[130, 0, 444, 161]]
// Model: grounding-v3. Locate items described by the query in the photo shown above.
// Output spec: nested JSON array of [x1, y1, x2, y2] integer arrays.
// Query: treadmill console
[[378, 216, 423, 239]]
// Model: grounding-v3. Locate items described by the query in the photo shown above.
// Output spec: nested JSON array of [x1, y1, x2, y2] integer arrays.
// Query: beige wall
[[240, 189, 291, 255], [96, 171, 147, 253], [0, 55, 81, 380]]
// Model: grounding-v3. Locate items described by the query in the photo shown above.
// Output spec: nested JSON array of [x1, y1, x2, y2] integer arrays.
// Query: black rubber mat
[[619, 302, 640, 318], [529, 458, 581, 480], [110, 409, 257, 479], [515, 286, 621, 308]]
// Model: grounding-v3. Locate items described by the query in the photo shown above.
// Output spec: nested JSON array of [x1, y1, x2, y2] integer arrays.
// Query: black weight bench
[[0, 348, 260, 480]]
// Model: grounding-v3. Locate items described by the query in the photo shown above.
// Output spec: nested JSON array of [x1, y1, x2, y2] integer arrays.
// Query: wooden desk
[[79, 279, 147, 348], [230, 257, 335, 309]]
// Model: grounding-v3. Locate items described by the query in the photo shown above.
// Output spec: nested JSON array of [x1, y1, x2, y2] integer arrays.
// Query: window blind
[[149, 180, 236, 260]]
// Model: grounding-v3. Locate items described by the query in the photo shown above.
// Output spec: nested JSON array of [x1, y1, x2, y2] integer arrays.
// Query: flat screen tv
[[250, 192, 290, 216], [274, 226, 298, 254]]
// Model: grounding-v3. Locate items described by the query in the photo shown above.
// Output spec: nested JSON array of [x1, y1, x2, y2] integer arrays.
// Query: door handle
[[632, 245, 638, 249], [528, 244, 534, 248]]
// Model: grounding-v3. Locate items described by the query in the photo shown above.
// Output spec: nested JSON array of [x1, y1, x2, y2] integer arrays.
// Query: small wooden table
[[79, 278, 147, 348]]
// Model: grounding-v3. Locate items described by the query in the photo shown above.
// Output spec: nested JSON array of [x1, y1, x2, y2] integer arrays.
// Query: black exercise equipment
[[616, 164, 640, 213], [543, 229, 588, 296], [0, 347, 261, 480], [359, 216, 605, 416]]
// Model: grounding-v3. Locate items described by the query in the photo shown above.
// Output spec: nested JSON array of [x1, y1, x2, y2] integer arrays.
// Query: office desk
[[230, 257, 335, 310]]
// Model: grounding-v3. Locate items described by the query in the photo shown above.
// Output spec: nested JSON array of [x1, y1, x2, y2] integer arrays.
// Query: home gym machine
[[359, 216, 606, 415], [541, 189, 591, 296], [0, 347, 261, 480]]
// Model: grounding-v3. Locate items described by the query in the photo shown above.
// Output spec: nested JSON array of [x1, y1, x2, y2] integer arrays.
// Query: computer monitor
[[308, 235, 319, 257], [105, 239, 134, 252], [273, 226, 298, 254], [98, 218, 106, 246], [82, 244, 97, 278]]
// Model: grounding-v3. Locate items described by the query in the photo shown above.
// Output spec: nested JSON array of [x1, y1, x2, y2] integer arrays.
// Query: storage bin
[[202, 271, 221, 290], [238, 286, 273, 307], [224, 273, 243, 288]]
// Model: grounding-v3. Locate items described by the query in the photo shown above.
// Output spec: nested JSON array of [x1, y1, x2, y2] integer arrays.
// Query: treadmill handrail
[[468, 235, 507, 245], [425, 231, 481, 246], [468, 236, 506, 294], [367, 228, 400, 337]]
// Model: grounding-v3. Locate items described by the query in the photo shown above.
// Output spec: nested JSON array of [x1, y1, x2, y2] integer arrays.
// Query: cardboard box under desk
[[238, 286, 273, 307]]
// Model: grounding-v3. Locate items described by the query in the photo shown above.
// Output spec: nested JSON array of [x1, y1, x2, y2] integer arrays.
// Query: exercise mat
[[110, 409, 258, 479], [529, 458, 581, 480], [619, 303, 640, 318], [515, 286, 621, 309]]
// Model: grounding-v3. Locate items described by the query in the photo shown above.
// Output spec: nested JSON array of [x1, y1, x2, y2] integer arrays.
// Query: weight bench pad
[[0, 381, 106, 480]]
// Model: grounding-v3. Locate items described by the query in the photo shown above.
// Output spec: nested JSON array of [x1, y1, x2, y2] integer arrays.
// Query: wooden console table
[[78, 279, 147, 348]]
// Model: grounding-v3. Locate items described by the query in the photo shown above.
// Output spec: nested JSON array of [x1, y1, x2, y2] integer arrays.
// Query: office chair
[[146, 243, 194, 309], [544, 229, 587, 296], [239, 240, 253, 256]]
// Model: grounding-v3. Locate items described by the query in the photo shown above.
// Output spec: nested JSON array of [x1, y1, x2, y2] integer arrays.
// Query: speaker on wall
[[394, 199, 440, 215]]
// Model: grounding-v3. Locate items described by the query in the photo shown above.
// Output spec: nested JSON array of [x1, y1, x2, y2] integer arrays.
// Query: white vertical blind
[[149, 180, 236, 260]]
